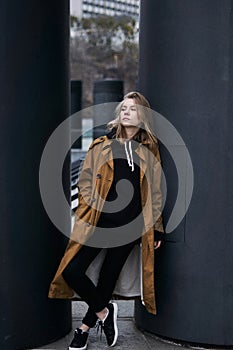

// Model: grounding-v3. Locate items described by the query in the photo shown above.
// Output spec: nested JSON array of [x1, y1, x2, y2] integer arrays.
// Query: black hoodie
[[96, 131, 143, 238]]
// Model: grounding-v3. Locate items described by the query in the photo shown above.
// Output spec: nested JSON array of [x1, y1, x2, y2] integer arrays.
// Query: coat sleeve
[[73, 137, 106, 228], [151, 144, 164, 234], [74, 145, 94, 219]]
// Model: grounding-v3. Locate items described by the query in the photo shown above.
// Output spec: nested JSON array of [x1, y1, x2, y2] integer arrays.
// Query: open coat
[[48, 135, 164, 315]]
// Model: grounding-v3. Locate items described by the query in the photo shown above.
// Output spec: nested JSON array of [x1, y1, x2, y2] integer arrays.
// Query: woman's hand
[[154, 241, 162, 249]]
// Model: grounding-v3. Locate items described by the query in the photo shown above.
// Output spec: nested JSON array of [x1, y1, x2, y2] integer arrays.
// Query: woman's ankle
[[96, 307, 109, 322], [79, 323, 90, 332]]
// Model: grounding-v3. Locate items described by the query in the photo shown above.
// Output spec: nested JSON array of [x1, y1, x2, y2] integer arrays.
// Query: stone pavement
[[29, 301, 214, 350]]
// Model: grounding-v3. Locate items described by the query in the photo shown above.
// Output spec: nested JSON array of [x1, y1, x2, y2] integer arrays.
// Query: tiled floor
[[29, 301, 218, 350]]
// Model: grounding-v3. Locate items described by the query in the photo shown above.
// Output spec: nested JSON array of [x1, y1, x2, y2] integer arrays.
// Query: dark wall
[[0, 1, 71, 349], [136, 0, 233, 346]]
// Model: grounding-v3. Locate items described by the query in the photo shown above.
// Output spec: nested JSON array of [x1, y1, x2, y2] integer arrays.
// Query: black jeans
[[62, 238, 140, 328]]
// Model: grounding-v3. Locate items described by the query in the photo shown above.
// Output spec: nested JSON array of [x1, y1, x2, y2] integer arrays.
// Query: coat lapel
[[101, 141, 114, 170], [135, 144, 149, 183]]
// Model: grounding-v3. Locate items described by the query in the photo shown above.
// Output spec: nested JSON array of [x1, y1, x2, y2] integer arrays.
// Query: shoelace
[[95, 308, 109, 341], [124, 140, 134, 172], [96, 320, 104, 340]]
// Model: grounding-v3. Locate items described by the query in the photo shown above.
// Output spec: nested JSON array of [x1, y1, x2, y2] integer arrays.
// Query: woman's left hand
[[154, 241, 162, 249]]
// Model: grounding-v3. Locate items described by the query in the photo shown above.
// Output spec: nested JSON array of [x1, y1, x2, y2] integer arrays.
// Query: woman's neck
[[123, 126, 140, 140]]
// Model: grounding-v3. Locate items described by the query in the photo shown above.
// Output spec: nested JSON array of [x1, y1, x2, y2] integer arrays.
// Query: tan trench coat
[[48, 135, 164, 315]]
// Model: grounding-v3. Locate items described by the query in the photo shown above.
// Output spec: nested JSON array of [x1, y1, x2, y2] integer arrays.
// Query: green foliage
[[81, 15, 136, 35], [70, 15, 139, 107]]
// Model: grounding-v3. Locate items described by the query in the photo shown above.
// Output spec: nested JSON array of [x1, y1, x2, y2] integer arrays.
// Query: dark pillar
[[93, 79, 124, 138], [71, 80, 82, 149], [136, 0, 233, 347], [0, 1, 71, 349]]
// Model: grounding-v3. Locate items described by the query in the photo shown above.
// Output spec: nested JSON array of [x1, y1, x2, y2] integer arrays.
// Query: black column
[[93, 79, 124, 138], [71, 80, 82, 149], [136, 0, 233, 347], [0, 1, 71, 349]]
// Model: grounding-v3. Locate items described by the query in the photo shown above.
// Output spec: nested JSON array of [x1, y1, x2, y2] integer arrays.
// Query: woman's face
[[120, 98, 141, 127]]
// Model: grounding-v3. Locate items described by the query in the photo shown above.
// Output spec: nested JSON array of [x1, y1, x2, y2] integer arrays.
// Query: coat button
[[96, 174, 102, 179], [86, 222, 91, 227]]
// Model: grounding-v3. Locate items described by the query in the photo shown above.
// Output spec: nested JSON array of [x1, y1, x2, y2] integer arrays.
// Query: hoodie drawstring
[[124, 141, 134, 172]]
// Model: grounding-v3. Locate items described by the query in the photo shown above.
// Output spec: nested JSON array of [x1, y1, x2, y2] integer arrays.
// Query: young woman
[[48, 91, 164, 349]]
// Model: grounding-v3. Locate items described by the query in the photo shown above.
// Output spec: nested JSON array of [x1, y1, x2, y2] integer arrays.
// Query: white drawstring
[[124, 141, 134, 172]]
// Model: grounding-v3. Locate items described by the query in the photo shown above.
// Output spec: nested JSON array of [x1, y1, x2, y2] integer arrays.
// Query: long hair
[[107, 91, 158, 145]]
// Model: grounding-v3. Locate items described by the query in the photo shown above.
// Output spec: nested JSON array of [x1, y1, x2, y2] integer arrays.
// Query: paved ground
[[29, 301, 220, 350]]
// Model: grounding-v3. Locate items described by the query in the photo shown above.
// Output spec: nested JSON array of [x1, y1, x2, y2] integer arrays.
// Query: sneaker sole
[[69, 343, 88, 350], [109, 302, 118, 347]]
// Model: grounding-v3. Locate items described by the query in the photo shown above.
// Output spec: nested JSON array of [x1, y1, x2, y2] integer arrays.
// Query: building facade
[[71, 0, 140, 19]]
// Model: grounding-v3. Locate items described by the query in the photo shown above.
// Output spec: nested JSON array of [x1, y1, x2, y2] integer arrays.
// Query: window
[[82, 118, 93, 151]]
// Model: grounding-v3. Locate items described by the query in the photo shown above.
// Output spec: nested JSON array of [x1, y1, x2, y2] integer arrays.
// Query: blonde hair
[[107, 91, 158, 145]]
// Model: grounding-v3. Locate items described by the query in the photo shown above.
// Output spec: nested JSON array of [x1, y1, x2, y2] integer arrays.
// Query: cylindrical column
[[93, 79, 124, 106], [136, 0, 233, 347], [93, 79, 124, 138], [71, 80, 82, 149], [0, 1, 71, 349]]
